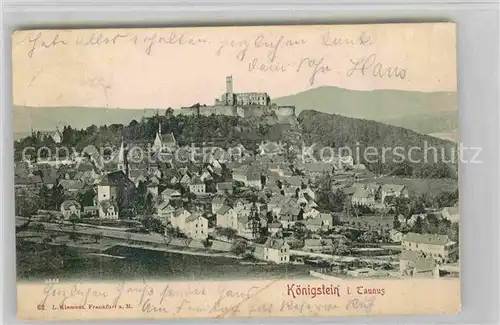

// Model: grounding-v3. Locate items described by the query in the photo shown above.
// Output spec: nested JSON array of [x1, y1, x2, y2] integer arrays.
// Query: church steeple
[[117, 136, 127, 175]]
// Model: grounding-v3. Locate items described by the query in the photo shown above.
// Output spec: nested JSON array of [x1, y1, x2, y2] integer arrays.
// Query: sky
[[12, 23, 457, 109]]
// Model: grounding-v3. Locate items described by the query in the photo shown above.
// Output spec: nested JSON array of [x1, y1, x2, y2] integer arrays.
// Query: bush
[[230, 240, 248, 255]]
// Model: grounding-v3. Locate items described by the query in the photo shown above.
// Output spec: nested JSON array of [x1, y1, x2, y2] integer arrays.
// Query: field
[[376, 176, 458, 196]]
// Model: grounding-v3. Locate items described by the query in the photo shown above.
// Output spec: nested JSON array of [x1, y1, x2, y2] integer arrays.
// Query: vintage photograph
[[13, 23, 460, 319]]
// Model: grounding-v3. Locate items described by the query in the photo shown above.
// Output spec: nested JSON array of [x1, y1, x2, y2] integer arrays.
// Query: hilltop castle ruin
[[179, 76, 296, 123]]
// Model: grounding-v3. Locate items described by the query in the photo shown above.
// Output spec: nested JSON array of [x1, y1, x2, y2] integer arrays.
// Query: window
[[416, 244, 419, 248]]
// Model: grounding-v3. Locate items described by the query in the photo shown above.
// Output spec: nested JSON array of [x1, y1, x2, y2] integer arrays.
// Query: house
[[184, 213, 209, 239], [298, 186, 315, 200], [157, 202, 176, 225], [83, 205, 99, 217], [232, 165, 263, 189], [268, 222, 283, 235], [381, 184, 409, 204], [350, 183, 380, 207], [60, 200, 81, 220], [351, 188, 376, 207], [441, 206, 459, 223], [304, 213, 333, 232], [216, 206, 238, 229], [98, 200, 119, 220], [279, 206, 301, 228], [97, 178, 117, 203], [232, 165, 249, 184], [267, 195, 294, 216], [283, 185, 300, 197], [170, 208, 191, 230], [389, 229, 403, 242], [160, 188, 182, 203], [401, 232, 458, 263], [302, 162, 335, 177], [179, 174, 191, 186], [131, 174, 148, 187], [216, 182, 233, 195], [200, 170, 213, 182], [253, 237, 290, 264], [236, 213, 266, 240], [399, 250, 439, 278], [246, 167, 263, 189], [212, 197, 226, 214], [80, 170, 100, 185], [147, 176, 160, 197], [189, 176, 206, 195], [303, 206, 321, 219], [96, 171, 136, 209]]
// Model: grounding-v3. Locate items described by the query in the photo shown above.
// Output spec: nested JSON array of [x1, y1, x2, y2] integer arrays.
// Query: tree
[[182, 237, 193, 248], [69, 214, 79, 228], [69, 231, 80, 242], [291, 222, 307, 240], [141, 216, 165, 234], [77, 188, 96, 207], [230, 240, 248, 256], [333, 243, 351, 256], [394, 197, 411, 218], [49, 185, 65, 210], [31, 223, 45, 232], [360, 230, 380, 243], [38, 185, 51, 209], [165, 108, 174, 118], [393, 215, 401, 229], [93, 233, 102, 243], [16, 194, 40, 218], [202, 237, 213, 248], [216, 227, 238, 240], [412, 216, 424, 234]]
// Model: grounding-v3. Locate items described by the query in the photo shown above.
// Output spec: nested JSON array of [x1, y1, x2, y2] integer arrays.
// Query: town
[[14, 78, 459, 280]]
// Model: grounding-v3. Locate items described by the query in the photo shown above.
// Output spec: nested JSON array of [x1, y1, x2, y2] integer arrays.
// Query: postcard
[[12, 22, 460, 321]]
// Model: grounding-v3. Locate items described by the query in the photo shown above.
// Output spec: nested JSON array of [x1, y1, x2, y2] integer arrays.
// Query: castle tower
[[226, 75, 233, 94]]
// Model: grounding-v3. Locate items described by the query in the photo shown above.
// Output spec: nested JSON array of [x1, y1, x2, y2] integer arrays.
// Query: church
[[152, 121, 177, 153]]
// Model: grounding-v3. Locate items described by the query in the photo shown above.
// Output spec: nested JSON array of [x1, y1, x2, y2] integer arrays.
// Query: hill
[[297, 110, 458, 178], [273, 86, 458, 138]]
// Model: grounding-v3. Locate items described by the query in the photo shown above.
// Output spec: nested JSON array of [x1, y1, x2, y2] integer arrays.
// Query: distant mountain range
[[14, 86, 458, 141], [273, 86, 458, 141], [14, 106, 158, 139]]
